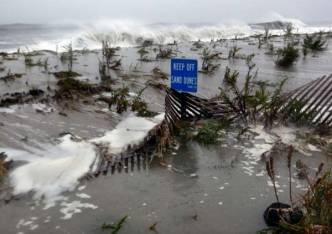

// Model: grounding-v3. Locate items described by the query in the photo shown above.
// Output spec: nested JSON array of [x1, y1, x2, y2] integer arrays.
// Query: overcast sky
[[1, 0, 332, 24]]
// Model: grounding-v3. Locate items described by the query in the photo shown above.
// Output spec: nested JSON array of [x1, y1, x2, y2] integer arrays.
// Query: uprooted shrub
[[275, 43, 299, 67]]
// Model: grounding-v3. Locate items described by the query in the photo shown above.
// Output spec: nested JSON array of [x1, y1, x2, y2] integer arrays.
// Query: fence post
[[180, 92, 187, 120]]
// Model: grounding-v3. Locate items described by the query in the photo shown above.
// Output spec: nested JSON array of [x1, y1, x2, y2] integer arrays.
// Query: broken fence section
[[165, 88, 232, 124], [282, 74, 332, 127], [91, 120, 170, 177], [165, 74, 332, 128], [90, 75, 332, 177]]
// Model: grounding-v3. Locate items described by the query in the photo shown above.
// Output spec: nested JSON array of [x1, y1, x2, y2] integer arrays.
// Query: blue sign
[[171, 58, 198, 93]]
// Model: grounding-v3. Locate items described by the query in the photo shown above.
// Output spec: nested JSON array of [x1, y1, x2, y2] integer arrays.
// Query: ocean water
[[0, 18, 332, 53]]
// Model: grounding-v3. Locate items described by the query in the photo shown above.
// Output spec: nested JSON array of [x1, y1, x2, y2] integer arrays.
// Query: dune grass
[[275, 43, 299, 67]]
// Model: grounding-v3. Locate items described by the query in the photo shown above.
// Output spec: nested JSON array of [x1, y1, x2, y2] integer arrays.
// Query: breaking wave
[[1, 16, 332, 52]]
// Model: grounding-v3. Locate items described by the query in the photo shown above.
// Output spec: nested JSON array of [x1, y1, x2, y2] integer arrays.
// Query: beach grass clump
[[101, 41, 117, 66], [275, 43, 299, 67], [173, 121, 195, 141], [327, 143, 332, 155], [0, 70, 23, 82], [55, 77, 98, 100], [53, 71, 81, 79], [284, 23, 294, 39], [137, 47, 149, 61], [23, 50, 46, 67], [200, 48, 221, 74], [192, 40, 204, 49], [57, 77, 94, 92], [156, 46, 175, 59], [195, 119, 229, 145], [262, 78, 288, 129], [152, 67, 168, 80], [228, 45, 242, 59], [282, 99, 318, 126], [131, 87, 157, 117], [303, 33, 328, 55], [109, 86, 130, 114], [131, 98, 155, 117]]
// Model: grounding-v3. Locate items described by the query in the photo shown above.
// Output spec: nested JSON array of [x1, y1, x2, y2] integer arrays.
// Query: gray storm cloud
[[1, 0, 332, 24]]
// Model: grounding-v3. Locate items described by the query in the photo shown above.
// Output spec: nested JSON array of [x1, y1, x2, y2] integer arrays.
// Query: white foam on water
[[59, 200, 98, 220], [9, 135, 96, 200], [0, 107, 16, 114], [76, 193, 91, 199]]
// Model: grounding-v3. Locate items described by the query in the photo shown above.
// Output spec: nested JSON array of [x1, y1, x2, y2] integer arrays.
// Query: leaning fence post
[[180, 92, 187, 120]]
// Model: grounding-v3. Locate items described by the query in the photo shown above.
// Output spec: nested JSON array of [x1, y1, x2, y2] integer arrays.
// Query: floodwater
[[0, 136, 330, 234], [0, 34, 332, 234]]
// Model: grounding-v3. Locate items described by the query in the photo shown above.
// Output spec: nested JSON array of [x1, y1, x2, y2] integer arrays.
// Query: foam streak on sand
[[2, 113, 164, 202]]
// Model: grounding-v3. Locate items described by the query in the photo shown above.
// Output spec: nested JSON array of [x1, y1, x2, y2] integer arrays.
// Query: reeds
[[261, 145, 332, 234], [266, 157, 280, 203], [287, 145, 294, 207]]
